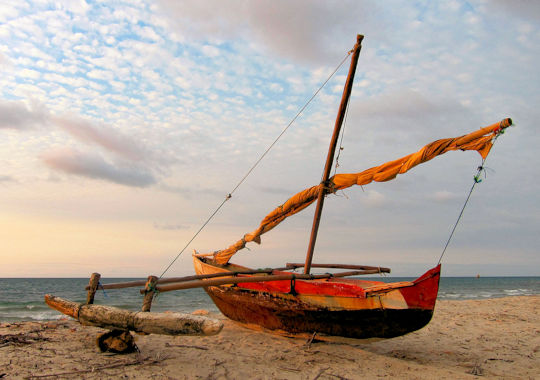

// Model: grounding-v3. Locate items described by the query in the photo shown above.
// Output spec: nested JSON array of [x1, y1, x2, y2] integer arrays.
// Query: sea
[[0, 277, 538, 323]]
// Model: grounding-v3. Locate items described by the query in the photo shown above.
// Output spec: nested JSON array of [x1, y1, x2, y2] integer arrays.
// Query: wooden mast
[[304, 34, 363, 274]]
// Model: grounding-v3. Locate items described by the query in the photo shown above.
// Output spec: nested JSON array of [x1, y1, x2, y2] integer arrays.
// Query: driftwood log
[[44, 295, 223, 336]]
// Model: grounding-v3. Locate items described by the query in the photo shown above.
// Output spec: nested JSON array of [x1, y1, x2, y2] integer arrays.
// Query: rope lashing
[[321, 179, 337, 194], [98, 282, 108, 298], [144, 284, 159, 302], [474, 166, 484, 183], [145, 282, 158, 294]]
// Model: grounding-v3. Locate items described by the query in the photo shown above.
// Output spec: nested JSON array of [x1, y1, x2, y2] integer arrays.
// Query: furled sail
[[198, 118, 512, 265]]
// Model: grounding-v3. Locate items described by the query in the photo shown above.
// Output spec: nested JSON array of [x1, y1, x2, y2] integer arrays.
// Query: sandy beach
[[1, 296, 538, 379]]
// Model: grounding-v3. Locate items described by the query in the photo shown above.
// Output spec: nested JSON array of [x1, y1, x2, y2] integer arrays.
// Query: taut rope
[[437, 126, 509, 265], [159, 51, 354, 278]]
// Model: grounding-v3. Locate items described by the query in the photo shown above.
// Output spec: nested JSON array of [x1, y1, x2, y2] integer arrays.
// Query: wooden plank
[[286, 263, 390, 273], [86, 280, 147, 290]]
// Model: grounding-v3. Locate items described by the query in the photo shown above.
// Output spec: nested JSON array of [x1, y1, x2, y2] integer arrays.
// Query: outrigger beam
[[141, 269, 382, 294]]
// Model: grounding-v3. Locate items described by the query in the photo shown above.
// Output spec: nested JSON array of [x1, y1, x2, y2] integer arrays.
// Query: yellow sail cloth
[[201, 118, 512, 265]]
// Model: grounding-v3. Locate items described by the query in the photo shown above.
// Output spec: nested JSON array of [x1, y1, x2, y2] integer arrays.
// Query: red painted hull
[[193, 256, 441, 340]]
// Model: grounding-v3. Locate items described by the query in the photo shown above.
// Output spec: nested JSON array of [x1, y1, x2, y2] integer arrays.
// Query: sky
[[0, 0, 539, 278]]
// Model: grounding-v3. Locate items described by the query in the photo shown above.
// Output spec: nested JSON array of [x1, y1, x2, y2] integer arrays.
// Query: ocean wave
[[439, 288, 536, 300], [0, 311, 66, 322], [503, 289, 533, 296]]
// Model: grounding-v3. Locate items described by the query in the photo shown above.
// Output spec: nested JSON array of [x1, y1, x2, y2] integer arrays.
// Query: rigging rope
[[332, 92, 351, 178], [159, 51, 354, 279], [437, 129, 506, 265]]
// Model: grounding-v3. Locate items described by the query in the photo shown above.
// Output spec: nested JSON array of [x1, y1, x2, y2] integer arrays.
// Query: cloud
[[343, 88, 482, 150], [153, 222, 188, 231], [0, 98, 159, 186], [0, 98, 149, 160], [0, 175, 15, 184], [0, 51, 10, 65], [349, 88, 469, 121], [0, 100, 48, 130], [361, 190, 386, 208], [50, 114, 148, 161], [156, 0, 378, 64], [430, 190, 459, 202], [487, 0, 540, 22], [41, 148, 156, 188], [256, 185, 293, 196]]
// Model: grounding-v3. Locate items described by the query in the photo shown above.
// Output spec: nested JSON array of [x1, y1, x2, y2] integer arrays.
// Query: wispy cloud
[[0, 98, 158, 187], [156, 0, 378, 64], [153, 222, 188, 231], [361, 190, 387, 208], [349, 89, 470, 121], [430, 190, 459, 203], [50, 114, 148, 161], [0, 100, 48, 130], [41, 148, 156, 188], [0, 174, 16, 184], [488, 0, 540, 22]]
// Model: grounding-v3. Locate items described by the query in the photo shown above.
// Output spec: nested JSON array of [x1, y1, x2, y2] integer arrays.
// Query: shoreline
[[1, 296, 539, 379]]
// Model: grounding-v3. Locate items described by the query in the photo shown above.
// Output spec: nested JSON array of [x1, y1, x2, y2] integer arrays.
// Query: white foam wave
[[0, 311, 65, 322]]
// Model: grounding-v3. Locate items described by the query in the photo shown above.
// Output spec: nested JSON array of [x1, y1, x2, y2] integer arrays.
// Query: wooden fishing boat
[[189, 35, 513, 340], [45, 34, 513, 344], [192, 258, 441, 339]]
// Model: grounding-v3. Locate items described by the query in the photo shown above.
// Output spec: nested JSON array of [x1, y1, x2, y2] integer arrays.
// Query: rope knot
[[98, 282, 108, 298], [322, 180, 336, 194]]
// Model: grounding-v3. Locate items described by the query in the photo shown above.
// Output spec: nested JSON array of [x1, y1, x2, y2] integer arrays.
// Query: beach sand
[[1, 296, 538, 379]]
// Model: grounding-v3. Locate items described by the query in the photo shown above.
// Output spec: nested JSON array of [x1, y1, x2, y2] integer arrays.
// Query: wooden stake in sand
[[86, 273, 101, 305], [141, 275, 158, 312]]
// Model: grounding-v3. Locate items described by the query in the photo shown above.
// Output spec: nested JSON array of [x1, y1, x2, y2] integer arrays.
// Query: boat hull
[[193, 256, 440, 340]]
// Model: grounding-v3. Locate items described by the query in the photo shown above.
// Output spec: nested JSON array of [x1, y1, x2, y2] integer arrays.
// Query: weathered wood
[[44, 295, 223, 336], [85, 279, 147, 290], [85, 268, 291, 291], [146, 269, 382, 293], [286, 263, 390, 273], [141, 275, 158, 312], [304, 34, 364, 274], [86, 273, 101, 304]]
